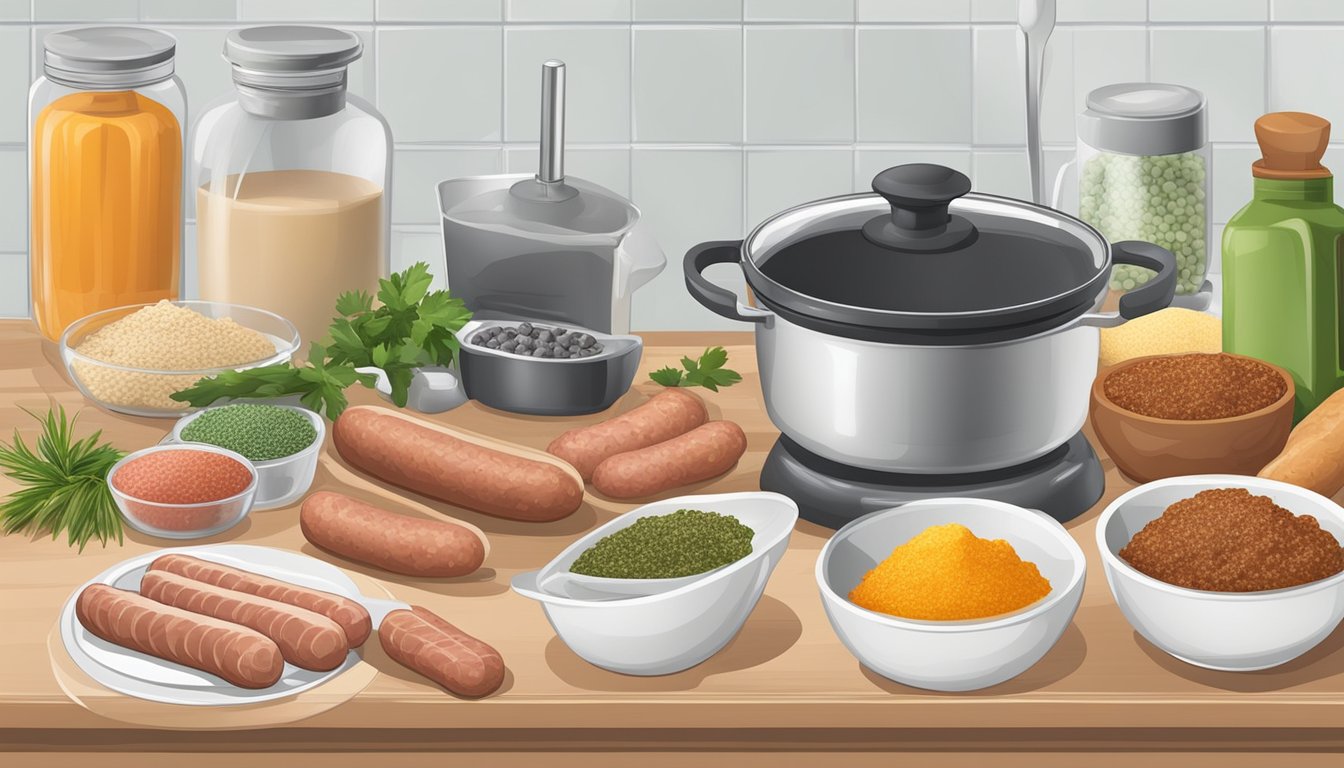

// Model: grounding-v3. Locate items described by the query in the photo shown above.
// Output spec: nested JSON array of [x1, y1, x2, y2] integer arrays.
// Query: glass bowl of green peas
[[167, 403, 325, 510]]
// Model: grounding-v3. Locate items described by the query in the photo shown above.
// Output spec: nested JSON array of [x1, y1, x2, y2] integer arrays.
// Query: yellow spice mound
[[1099, 307, 1220, 368], [849, 523, 1051, 621], [71, 300, 277, 412]]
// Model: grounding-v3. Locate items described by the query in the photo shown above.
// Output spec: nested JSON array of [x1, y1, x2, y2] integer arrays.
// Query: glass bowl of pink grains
[[59, 301, 300, 418], [107, 444, 259, 539]]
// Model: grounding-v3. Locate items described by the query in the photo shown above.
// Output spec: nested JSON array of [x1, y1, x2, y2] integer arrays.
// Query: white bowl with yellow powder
[[816, 498, 1086, 692], [60, 301, 300, 418]]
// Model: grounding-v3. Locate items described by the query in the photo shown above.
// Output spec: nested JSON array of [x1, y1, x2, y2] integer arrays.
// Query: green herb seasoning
[[180, 404, 318, 461], [569, 509, 754, 579]]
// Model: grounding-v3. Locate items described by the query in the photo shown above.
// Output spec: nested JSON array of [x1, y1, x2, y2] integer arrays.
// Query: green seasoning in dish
[[569, 509, 754, 579], [180, 404, 317, 462]]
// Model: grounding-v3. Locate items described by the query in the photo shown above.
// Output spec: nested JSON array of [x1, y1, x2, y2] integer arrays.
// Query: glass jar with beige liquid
[[192, 26, 391, 350]]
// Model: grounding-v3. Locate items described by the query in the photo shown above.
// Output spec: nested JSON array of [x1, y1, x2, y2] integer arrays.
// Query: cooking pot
[[685, 164, 1176, 474]]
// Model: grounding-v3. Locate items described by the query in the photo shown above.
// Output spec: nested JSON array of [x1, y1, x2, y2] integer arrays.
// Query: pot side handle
[[1077, 240, 1177, 328], [684, 240, 773, 324]]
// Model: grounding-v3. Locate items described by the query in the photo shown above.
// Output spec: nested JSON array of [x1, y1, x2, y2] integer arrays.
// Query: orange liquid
[[31, 91, 182, 341]]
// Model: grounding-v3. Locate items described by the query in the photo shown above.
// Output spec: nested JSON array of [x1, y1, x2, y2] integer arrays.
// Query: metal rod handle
[[538, 59, 565, 184]]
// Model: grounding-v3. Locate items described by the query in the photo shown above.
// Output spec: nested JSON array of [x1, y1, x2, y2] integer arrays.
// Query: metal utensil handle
[[1076, 240, 1177, 328], [684, 240, 772, 324], [538, 60, 565, 184]]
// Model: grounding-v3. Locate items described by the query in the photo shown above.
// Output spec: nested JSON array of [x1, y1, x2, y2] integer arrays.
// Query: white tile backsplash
[[239, 0, 376, 21], [34, 0, 137, 21], [858, 26, 971, 143], [745, 148, 853, 226], [504, 26, 631, 143], [377, 0, 503, 22], [1272, 0, 1344, 22], [1151, 0, 1269, 22], [392, 225, 449, 290], [744, 26, 854, 143], [1151, 27, 1265, 143], [507, 0, 630, 22], [1269, 27, 1344, 131], [0, 149, 26, 253], [634, 0, 741, 22], [857, 0, 971, 23], [744, 0, 854, 22], [630, 149, 743, 330], [0, 5, 1339, 325], [378, 26, 502, 142], [1057, 0, 1146, 22], [633, 26, 742, 143]]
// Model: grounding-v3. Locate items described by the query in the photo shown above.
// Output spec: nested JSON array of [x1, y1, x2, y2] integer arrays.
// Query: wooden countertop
[[0, 321, 1341, 762]]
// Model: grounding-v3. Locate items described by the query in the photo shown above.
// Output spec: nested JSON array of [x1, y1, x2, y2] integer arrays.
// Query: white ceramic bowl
[[169, 404, 325, 510], [816, 498, 1086, 692], [1097, 475, 1344, 671], [511, 492, 798, 675]]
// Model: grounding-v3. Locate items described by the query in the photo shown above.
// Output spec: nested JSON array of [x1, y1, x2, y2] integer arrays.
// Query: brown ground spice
[[1119, 488, 1344, 592], [1103, 353, 1286, 420]]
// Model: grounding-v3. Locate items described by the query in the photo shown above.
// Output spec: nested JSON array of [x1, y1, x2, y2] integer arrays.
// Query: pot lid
[[743, 164, 1111, 340]]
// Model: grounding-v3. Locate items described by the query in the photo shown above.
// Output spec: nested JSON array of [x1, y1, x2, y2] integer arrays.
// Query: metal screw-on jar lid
[[1078, 83, 1207, 157], [43, 26, 176, 88], [223, 26, 363, 120], [224, 25, 362, 73]]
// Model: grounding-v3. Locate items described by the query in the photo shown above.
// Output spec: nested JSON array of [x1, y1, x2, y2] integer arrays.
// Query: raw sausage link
[[592, 420, 748, 499], [547, 389, 708, 480], [75, 583, 283, 689], [378, 606, 505, 698], [300, 492, 486, 578], [148, 553, 372, 647], [140, 570, 349, 672], [333, 406, 583, 522]]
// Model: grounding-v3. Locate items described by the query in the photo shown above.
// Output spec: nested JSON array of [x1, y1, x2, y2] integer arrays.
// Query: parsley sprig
[[649, 347, 742, 392], [171, 263, 472, 419]]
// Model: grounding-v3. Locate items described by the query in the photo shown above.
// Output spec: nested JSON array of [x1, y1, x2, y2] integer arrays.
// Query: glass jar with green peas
[[1069, 84, 1210, 302]]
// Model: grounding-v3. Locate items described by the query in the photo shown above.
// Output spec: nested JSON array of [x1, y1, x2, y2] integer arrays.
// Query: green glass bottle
[[1223, 112, 1344, 421]]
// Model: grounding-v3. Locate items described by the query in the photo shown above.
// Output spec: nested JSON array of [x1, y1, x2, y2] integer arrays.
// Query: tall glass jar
[[1075, 83, 1210, 302], [30, 27, 185, 342], [193, 26, 391, 352]]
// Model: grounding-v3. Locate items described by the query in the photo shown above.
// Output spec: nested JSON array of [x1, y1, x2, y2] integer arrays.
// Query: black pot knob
[[863, 164, 978, 252]]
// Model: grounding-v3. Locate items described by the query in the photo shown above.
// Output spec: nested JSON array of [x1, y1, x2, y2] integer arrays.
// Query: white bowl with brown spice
[[1097, 475, 1344, 671]]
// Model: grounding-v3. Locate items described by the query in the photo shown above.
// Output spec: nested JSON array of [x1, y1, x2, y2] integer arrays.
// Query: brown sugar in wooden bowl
[[1090, 353, 1295, 483]]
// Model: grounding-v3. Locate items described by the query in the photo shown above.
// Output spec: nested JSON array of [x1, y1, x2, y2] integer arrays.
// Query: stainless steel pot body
[[756, 312, 1098, 473]]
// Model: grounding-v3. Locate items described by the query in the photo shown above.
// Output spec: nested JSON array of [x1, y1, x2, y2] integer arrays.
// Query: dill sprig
[[0, 405, 125, 551]]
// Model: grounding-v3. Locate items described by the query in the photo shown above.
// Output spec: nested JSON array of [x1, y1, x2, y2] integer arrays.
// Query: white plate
[[59, 544, 408, 706]]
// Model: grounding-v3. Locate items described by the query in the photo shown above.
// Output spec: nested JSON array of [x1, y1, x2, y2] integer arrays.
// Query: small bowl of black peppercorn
[[455, 319, 643, 416]]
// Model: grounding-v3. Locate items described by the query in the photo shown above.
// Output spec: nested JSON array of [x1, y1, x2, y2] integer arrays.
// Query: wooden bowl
[[1089, 353, 1295, 483]]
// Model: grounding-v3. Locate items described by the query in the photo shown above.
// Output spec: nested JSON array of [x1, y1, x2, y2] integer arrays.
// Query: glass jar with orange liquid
[[30, 27, 185, 342]]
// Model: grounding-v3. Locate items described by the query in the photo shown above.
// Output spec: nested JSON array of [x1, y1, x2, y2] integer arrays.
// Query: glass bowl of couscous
[[59, 300, 300, 418]]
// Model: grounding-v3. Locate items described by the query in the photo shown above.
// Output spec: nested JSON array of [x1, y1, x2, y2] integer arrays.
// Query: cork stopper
[[1252, 112, 1331, 179]]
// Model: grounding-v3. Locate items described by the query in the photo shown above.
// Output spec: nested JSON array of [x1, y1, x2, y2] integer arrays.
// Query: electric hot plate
[[759, 433, 1104, 530]]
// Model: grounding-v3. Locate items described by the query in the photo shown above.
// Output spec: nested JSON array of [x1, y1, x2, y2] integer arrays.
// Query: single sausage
[[547, 389, 709, 480], [592, 420, 748, 499], [76, 583, 283, 689], [1259, 387, 1344, 496], [140, 570, 349, 672], [300, 492, 486, 578], [148, 553, 371, 647], [378, 606, 505, 698], [333, 406, 583, 522]]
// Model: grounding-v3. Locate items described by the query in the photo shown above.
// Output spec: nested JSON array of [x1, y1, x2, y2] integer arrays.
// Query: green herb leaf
[[0, 406, 124, 550], [649, 366, 685, 387], [648, 347, 741, 392], [335, 289, 373, 318]]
